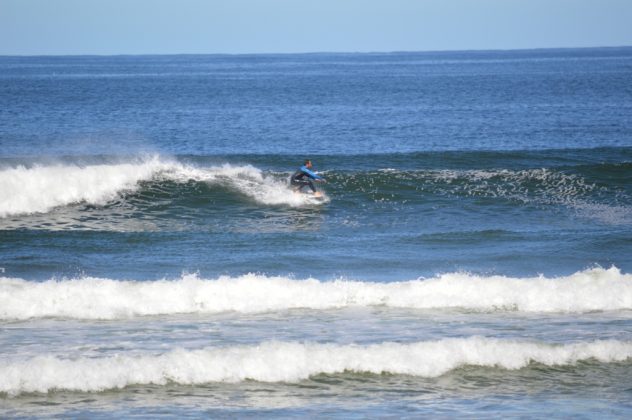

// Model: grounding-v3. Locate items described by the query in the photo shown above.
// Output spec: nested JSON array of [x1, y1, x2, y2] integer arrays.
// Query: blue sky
[[1, 0, 632, 55]]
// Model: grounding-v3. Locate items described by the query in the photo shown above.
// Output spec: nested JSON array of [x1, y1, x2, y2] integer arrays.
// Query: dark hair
[[304, 159, 311, 165]]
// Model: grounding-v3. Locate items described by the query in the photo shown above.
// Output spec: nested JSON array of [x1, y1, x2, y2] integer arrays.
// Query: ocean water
[[1, 47, 632, 417]]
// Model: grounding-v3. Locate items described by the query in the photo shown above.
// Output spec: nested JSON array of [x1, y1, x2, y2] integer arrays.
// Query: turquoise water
[[1, 47, 632, 417]]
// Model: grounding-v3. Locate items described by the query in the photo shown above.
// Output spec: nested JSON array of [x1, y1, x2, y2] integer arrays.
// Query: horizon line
[[2, 44, 631, 58]]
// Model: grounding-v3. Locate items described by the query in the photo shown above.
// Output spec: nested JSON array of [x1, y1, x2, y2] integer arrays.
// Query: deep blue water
[[1, 48, 632, 417]]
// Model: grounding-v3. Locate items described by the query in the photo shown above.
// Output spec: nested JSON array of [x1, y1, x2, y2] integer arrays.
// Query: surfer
[[290, 159, 326, 194]]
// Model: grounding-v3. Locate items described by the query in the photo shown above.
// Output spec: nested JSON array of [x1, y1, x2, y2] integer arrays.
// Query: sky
[[1, 0, 632, 55]]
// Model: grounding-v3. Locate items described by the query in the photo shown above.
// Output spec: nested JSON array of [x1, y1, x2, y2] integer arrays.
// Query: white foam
[[172, 163, 329, 207], [422, 168, 630, 224], [1, 267, 631, 320], [425, 168, 597, 204], [1, 337, 631, 395], [0, 156, 169, 217], [0, 157, 326, 217]]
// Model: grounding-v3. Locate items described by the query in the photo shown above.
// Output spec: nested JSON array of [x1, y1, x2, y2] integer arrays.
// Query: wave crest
[[1, 337, 631, 395], [1, 267, 631, 320], [0, 156, 326, 217]]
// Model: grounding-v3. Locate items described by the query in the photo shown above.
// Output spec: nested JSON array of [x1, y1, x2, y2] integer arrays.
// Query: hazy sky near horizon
[[1, 0, 632, 55]]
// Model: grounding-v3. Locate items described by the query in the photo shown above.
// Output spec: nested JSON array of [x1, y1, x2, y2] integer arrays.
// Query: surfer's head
[[304, 159, 312, 168]]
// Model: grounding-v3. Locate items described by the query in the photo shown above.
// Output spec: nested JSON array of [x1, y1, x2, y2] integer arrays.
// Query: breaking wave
[[1, 337, 631, 395], [0, 156, 327, 217], [1, 153, 629, 226], [1, 267, 631, 320]]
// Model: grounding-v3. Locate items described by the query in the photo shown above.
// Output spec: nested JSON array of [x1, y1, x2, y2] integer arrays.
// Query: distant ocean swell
[[0, 154, 629, 219], [1, 267, 631, 320], [1, 338, 631, 395]]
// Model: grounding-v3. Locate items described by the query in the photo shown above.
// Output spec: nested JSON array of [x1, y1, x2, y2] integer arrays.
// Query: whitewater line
[[1, 337, 631, 395], [1, 267, 631, 320]]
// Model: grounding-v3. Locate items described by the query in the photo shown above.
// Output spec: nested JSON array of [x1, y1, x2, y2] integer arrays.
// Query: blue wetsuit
[[290, 165, 323, 193]]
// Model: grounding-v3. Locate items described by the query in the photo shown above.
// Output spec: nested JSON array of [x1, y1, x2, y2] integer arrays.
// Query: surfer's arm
[[301, 166, 324, 181]]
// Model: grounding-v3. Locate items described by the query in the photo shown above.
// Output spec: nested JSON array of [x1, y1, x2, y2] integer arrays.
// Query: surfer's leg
[[307, 180, 316, 193], [290, 179, 302, 192], [291, 179, 313, 193]]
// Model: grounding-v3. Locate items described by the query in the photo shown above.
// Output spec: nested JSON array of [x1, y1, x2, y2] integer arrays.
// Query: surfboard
[[292, 189, 327, 203]]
